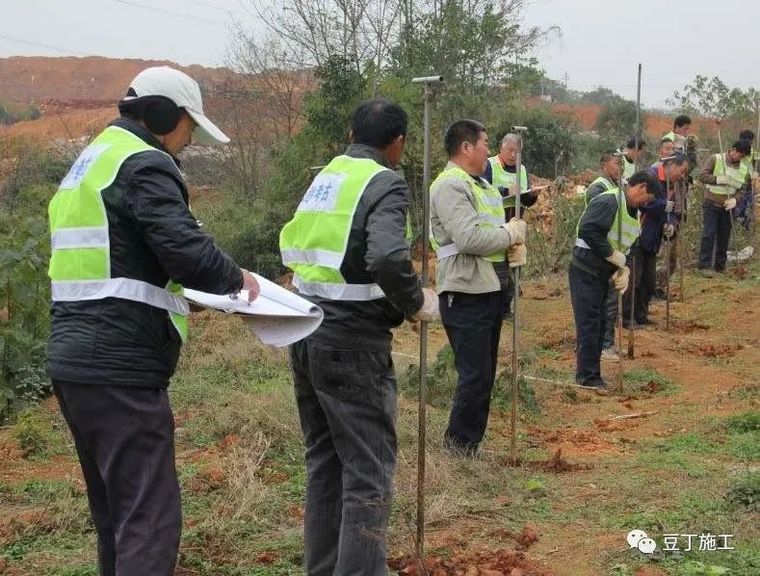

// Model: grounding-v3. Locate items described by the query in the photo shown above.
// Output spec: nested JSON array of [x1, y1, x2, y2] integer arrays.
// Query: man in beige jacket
[[430, 119, 527, 455]]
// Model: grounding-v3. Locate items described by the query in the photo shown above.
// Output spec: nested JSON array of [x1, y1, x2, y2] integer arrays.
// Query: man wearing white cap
[[47, 66, 259, 575]]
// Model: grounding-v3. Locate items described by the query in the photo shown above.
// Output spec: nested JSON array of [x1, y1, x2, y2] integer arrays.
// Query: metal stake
[[510, 125, 528, 465], [627, 64, 642, 359], [411, 74, 443, 568]]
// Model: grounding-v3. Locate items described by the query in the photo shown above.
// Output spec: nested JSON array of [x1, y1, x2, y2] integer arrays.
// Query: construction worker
[[663, 114, 692, 152], [430, 119, 527, 455], [279, 98, 437, 575], [47, 66, 260, 575], [585, 151, 623, 360], [621, 137, 647, 183], [659, 137, 676, 160], [484, 133, 539, 316], [736, 130, 757, 230], [585, 150, 621, 205], [652, 154, 690, 296], [570, 172, 662, 389], [697, 140, 752, 276]]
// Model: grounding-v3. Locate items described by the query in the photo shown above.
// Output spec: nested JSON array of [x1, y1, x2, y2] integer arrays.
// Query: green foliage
[[596, 99, 639, 148], [399, 344, 458, 408], [11, 407, 55, 458], [492, 105, 576, 178], [669, 75, 759, 120], [302, 55, 369, 156], [723, 412, 760, 434], [725, 472, 760, 512], [1, 192, 53, 419], [0, 100, 43, 126], [493, 372, 541, 414], [679, 560, 732, 576]]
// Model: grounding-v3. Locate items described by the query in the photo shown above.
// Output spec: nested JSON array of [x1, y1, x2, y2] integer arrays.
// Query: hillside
[[0, 56, 312, 143]]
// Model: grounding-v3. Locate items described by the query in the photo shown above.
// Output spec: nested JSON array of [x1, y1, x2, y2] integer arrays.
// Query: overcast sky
[[2, 0, 758, 108]]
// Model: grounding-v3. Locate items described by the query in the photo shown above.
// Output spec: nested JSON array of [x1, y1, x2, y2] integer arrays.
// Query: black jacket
[[48, 118, 243, 387], [571, 194, 637, 278], [296, 144, 423, 348]]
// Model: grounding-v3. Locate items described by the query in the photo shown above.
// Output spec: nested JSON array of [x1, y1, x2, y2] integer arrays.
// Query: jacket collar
[[109, 117, 182, 168]]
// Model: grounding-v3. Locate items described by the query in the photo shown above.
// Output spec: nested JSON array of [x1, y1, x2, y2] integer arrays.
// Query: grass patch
[[10, 407, 66, 459], [725, 472, 760, 512], [623, 367, 679, 396]]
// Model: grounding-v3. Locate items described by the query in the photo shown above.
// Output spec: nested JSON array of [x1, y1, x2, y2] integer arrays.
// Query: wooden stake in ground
[[510, 124, 528, 465], [411, 74, 442, 570]]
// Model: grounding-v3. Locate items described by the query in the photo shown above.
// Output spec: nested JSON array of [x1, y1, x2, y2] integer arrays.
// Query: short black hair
[[674, 114, 691, 129], [444, 119, 486, 157], [625, 136, 646, 150], [351, 98, 408, 149], [628, 171, 663, 199], [739, 129, 755, 142], [662, 152, 689, 166], [733, 139, 752, 155], [600, 150, 619, 165]]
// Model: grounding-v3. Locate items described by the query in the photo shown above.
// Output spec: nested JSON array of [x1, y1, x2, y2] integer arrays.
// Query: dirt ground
[[1, 263, 758, 574]]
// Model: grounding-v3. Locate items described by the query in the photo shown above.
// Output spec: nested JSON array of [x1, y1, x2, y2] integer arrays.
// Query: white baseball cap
[[125, 66, 230, 145]]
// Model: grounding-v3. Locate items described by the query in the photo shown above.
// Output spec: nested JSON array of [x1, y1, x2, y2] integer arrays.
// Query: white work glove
[[724, 197, 737, 211], [501, 217, 527, 245], [663, 223, 675, 238], [241, 269, 260, 302], [605, 250, 626, 269], [411, 287, 440, 322], [507, 243, 527, 268], [716, 175, 731, 186], [612, 266, 630, 294], [665, 200, 674, 213]]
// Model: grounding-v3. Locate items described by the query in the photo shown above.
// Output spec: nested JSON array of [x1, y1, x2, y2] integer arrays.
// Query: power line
[[185, 0, 230, 12], [0, 33, 88, 57], [111, 0, 230, 27]]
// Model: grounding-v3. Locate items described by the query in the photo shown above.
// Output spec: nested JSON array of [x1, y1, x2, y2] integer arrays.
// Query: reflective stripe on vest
[[430, 165, 506, 262], [707, 153, 749, 196], [575, 188, 640, 255], [52, 277, 189, 315], [279, 155, 388, 300], [488, 156, 528, 208], [584, 176, 615, 206], [48, 125, 189, 343]]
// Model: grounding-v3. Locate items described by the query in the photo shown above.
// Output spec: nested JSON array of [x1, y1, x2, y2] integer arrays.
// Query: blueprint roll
[[184, 273, 323, 347]]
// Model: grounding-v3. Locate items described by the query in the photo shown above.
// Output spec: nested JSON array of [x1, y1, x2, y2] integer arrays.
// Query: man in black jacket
[[569, 172, 662, 389], [47, 66, 259, 576], [280, 99, 436, 575]]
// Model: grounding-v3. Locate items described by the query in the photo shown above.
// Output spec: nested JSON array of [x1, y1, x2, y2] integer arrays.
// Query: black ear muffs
[[142, 96, 180, 135], [119, 89, 180, 135]]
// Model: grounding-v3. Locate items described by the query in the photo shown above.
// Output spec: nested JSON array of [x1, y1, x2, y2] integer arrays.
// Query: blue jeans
[[569, 263, 609, 385], [698, 201, 732, 271], [440, 290, 506, 452], [290, 338, 397, 576]]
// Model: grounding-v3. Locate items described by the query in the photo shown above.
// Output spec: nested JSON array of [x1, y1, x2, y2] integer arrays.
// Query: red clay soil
[[390, 548, 554, 576]]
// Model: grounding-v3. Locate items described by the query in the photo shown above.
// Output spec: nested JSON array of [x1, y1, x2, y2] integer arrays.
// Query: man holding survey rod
[[484, 132, 540, 317]]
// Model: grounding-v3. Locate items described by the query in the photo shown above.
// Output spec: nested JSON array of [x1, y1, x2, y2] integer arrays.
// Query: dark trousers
[[52, 381, 181, 576], [698, 201, 732, 271], [623, 249, 656, 325], [569, 263, 609, 385], [440, 290, 506, 451], [601, 278, 618, 350], [290, 338, 397, 576]]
